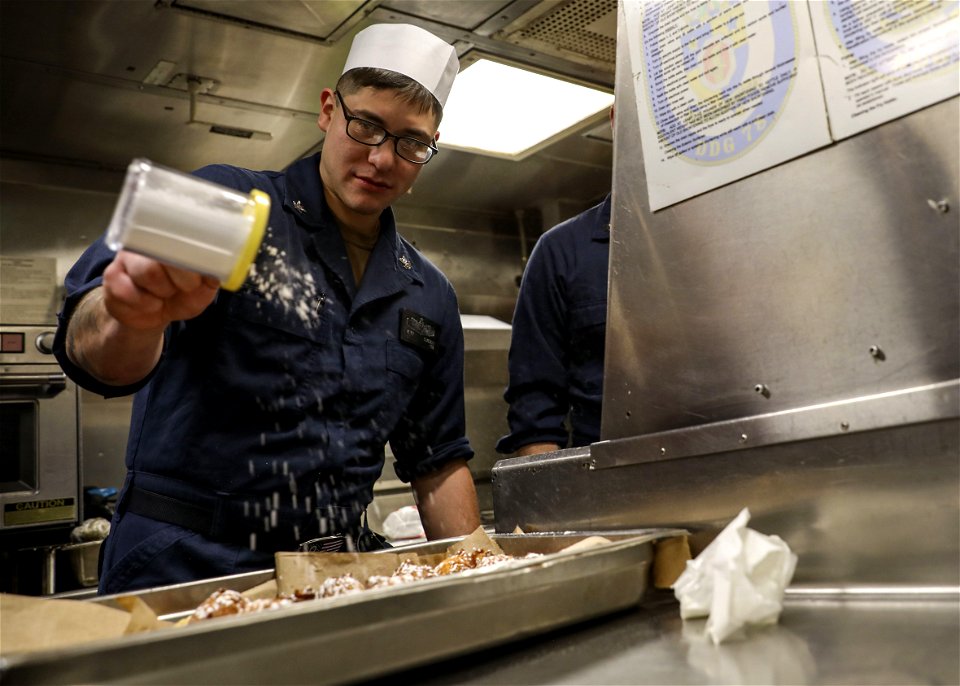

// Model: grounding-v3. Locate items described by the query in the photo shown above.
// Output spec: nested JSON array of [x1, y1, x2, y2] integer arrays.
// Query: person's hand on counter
[[516, 442, 561, 457]]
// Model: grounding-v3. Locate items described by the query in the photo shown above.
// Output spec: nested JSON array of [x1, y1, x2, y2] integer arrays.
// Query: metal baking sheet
[[1, 529, 682, 685]]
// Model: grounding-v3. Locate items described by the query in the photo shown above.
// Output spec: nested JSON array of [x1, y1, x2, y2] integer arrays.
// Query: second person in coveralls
[[53, 23, 480, 594], [497, 107, 614, 457], [496, 194, 611, 456]]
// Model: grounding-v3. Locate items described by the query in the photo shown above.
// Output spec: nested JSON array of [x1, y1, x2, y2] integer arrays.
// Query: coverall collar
[[591, 193, 613, 242], [282, 154, 424, 305]]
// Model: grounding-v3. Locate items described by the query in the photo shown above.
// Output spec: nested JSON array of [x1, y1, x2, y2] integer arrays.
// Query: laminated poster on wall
[[808, 0, 960, 141], [623, 0, 832, 211]]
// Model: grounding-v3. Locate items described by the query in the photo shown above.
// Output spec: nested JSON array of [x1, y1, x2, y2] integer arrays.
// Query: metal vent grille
[[512, 0, 617, 66]]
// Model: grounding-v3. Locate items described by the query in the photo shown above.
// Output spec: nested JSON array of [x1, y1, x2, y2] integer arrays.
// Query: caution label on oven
[[4, 497, 76, 526]]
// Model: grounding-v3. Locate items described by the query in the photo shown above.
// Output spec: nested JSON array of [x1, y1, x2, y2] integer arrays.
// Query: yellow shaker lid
[[222, 189, 270, 291]]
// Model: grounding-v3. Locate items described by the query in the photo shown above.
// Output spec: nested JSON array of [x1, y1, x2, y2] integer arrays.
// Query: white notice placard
[[625, 0, 832, 211], [0, 256, 60, 325], [809, 0, 960, 140]]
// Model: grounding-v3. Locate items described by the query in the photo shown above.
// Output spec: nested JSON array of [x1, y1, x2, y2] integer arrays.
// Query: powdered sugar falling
[[247, 237, 320, 327]]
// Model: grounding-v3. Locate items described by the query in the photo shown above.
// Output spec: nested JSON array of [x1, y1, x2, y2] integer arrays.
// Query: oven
[[0, 325, 81, 537]]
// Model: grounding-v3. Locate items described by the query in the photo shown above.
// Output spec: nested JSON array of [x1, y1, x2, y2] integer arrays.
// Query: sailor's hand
[[102, 250, 220, 331]]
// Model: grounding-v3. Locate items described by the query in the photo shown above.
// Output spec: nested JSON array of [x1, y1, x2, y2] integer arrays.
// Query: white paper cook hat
[[341, 23, 459, 108]]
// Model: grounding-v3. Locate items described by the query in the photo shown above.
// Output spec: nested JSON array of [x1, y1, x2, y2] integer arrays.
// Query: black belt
[[123, 486, 360, 551]]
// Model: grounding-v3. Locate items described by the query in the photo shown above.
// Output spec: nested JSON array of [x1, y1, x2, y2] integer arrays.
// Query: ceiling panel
[[0, 0, 612, 217], [172, 0, 365, 40], [379, 0, 514, 31]]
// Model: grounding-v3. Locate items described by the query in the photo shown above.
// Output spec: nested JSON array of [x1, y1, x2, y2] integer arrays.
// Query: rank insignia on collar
[[292, 200, 306, 213], [399, 255, 412, 270]]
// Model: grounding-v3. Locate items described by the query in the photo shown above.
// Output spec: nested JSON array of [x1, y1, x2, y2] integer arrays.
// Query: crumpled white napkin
[[382, 505, 426, 542], [673, 507, 797, 644]]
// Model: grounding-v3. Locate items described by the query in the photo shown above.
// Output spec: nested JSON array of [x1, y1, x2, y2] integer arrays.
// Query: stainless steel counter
[[367, 587, 959, 685]]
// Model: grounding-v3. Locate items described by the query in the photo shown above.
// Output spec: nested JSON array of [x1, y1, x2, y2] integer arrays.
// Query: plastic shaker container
[[105, 158, 270, 291]]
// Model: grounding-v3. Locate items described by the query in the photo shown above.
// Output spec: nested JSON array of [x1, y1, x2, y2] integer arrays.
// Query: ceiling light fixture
[[439, 59, 614, 160]]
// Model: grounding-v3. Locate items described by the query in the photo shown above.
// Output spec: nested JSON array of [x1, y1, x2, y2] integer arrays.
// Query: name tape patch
[[399, 309, 439, 353]]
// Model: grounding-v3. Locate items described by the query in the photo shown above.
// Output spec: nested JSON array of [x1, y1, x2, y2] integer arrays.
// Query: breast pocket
[[386, 339, 425, 381], [212, 290, 327, 406], [224, 289, 324, 343], [568, 301, 607, 378], [570, 300, 606, 337], [375, 340, 426, 426]]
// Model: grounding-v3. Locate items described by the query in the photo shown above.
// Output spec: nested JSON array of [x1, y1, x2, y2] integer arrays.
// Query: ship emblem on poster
[[641, 0, 798, 165]]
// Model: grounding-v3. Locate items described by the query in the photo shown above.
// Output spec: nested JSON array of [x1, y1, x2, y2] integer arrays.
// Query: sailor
[[53, 23, 480, 593]]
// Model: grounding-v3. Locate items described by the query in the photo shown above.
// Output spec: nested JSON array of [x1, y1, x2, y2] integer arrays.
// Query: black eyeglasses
[[334, 91, 438, 165]]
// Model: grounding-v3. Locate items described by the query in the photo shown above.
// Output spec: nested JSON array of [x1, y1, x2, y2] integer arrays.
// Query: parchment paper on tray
[[275, 526, 509, 595], [0, 593, 172, 656]]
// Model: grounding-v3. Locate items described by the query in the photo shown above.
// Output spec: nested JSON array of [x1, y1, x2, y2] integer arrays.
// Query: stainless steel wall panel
[[493, 418, 960, 585], [492, 4, 960, 586], [491, 10, 959, 586], [590, 380, 958, 468], [603, 51, 959, 440]]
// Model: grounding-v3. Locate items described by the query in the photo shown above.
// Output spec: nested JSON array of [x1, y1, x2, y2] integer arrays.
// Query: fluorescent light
[[439, 59, 614, 159]]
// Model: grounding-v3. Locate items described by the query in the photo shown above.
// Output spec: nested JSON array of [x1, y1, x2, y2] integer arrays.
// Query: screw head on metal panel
[[841, 422, 850, 431], [926, 198, 950, 213], [869, 345, 886, 361], [754, 383, 771, 398], [739, 433, 748, 443], [659, 447, 667, 456]]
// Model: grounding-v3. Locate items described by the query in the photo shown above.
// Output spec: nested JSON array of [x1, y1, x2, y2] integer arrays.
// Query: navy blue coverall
[[53, 154, 473, 593], [496, 194, 611, 454]]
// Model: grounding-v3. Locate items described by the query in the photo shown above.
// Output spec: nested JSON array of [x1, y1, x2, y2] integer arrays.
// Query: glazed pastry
[[187, 549, 542, 622]]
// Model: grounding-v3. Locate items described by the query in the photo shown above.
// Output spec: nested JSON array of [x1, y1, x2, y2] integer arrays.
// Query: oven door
[[0, 368, 80, 531]]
